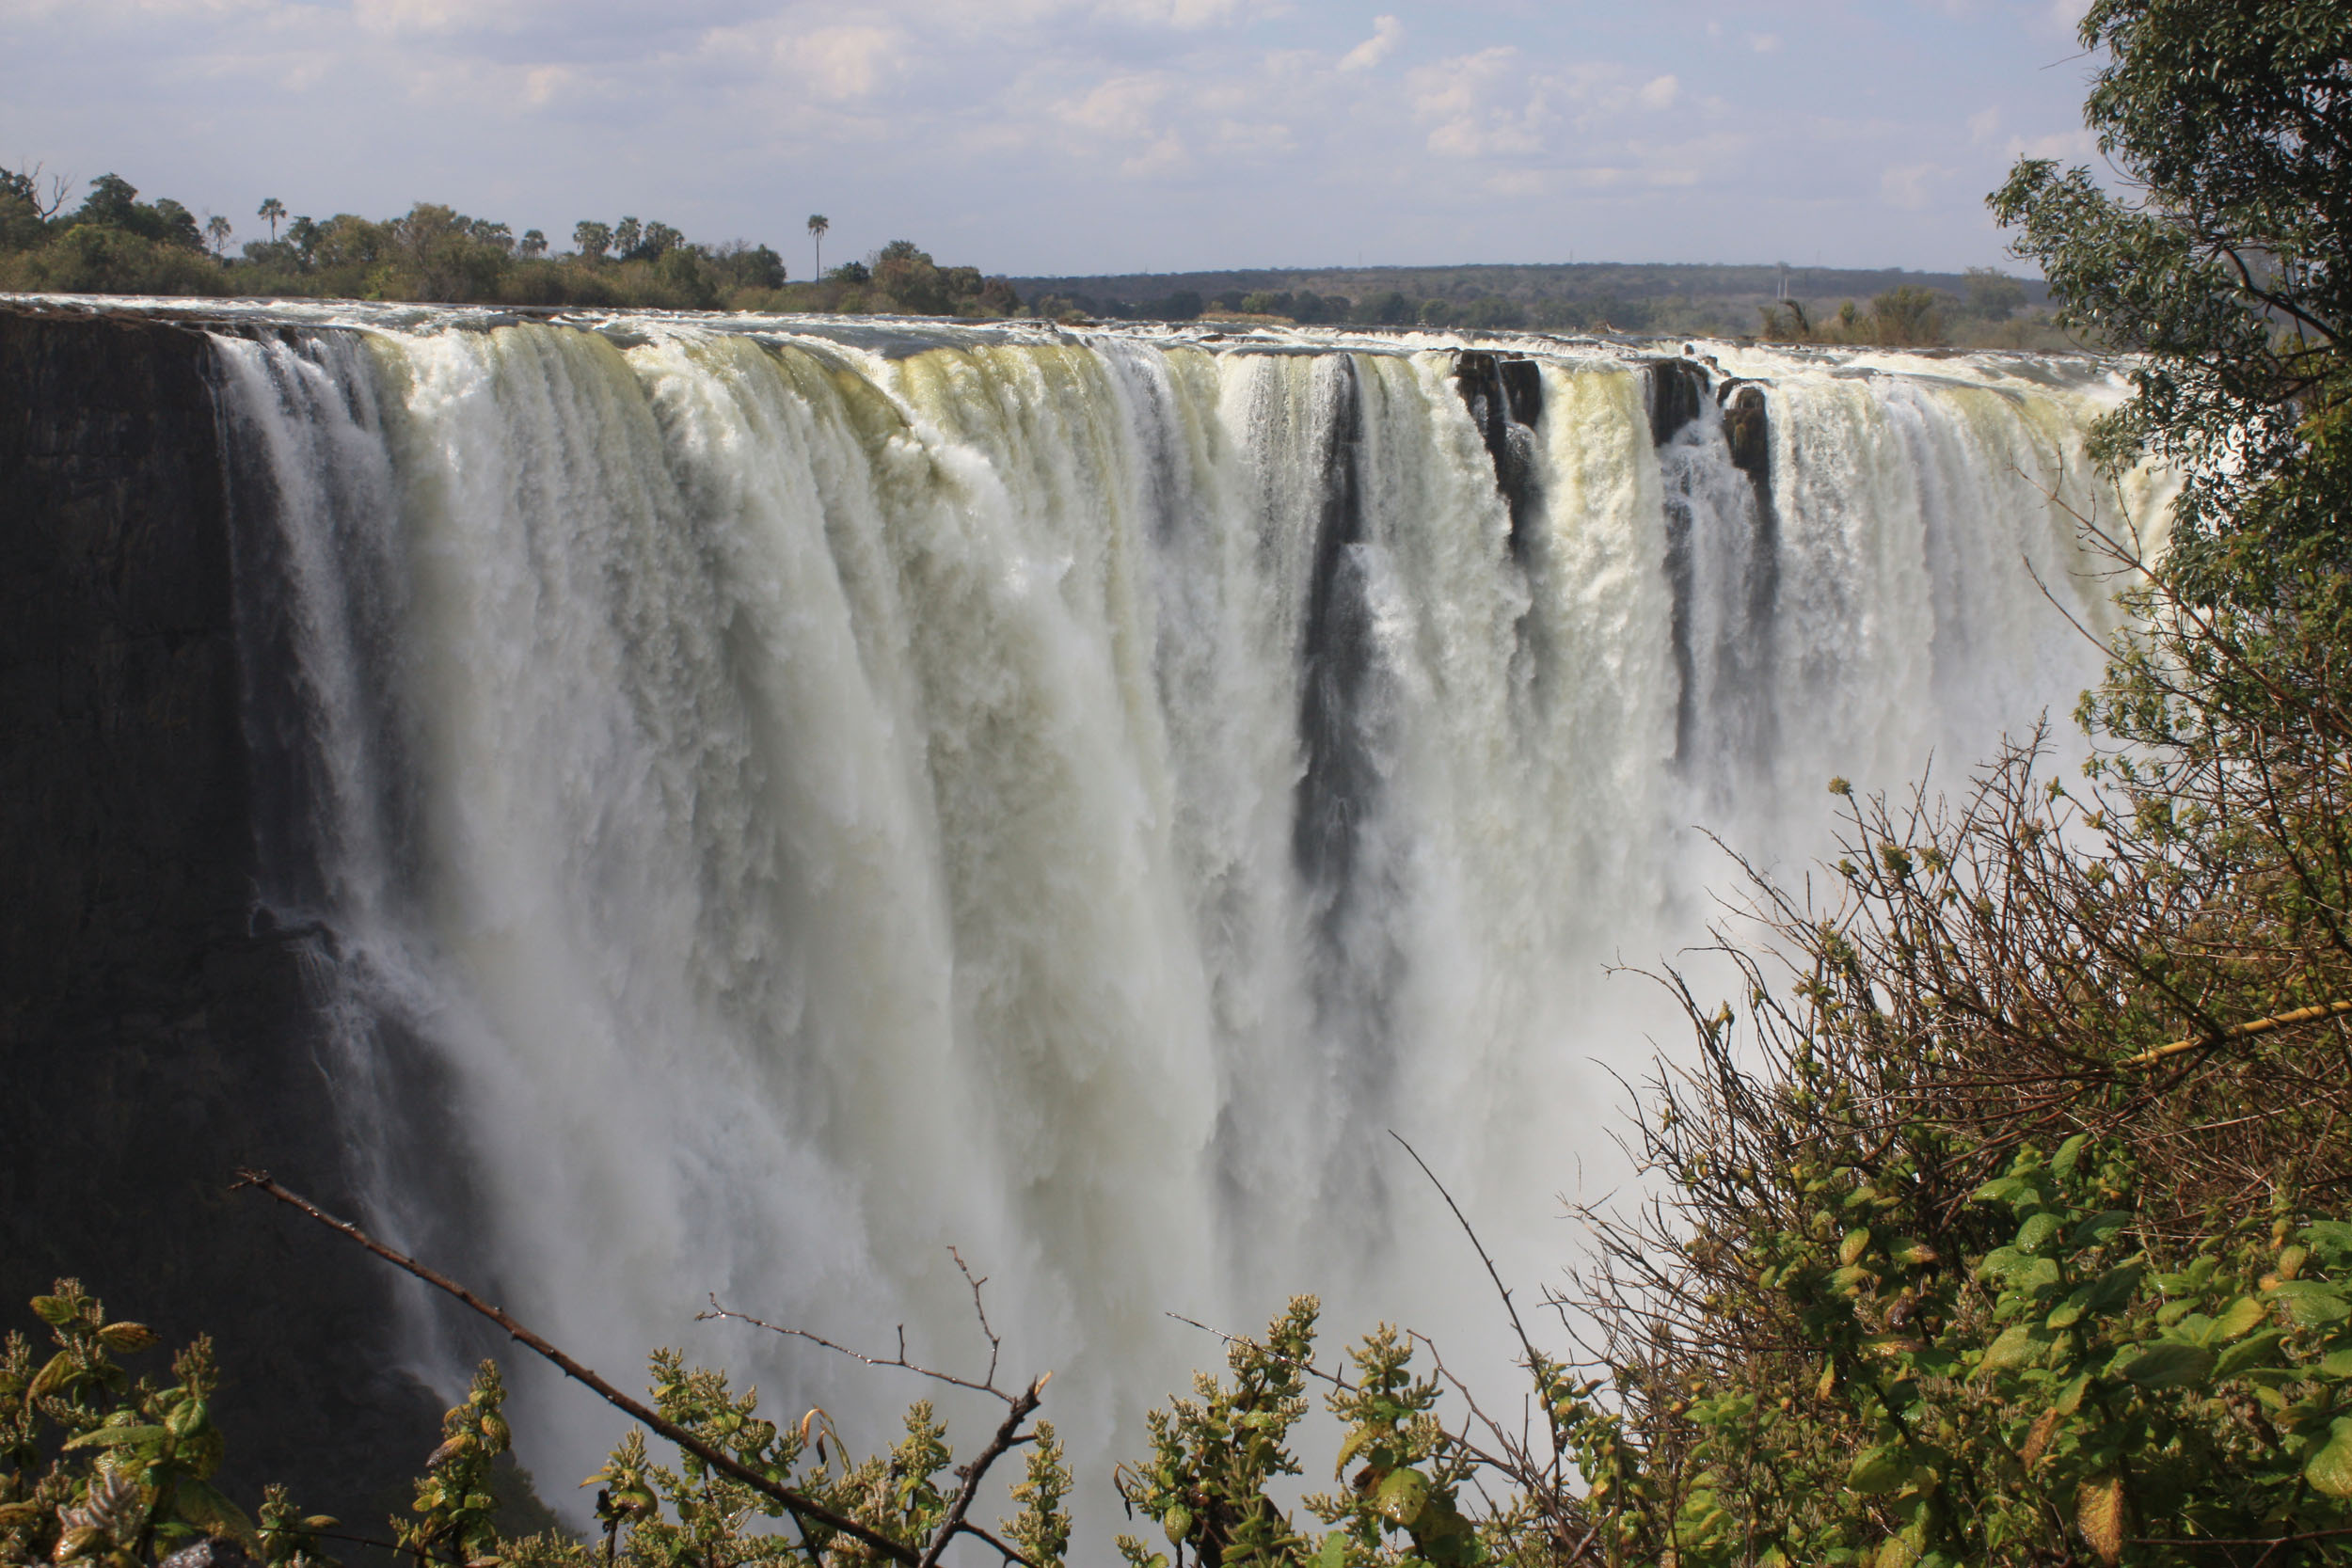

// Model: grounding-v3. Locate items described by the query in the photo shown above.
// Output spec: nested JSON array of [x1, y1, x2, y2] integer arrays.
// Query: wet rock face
[[1644, 358, 1709, 446], [1723, 384, 1770, 477], [1452, 351, 1545, 555], [0, 305, 437, 1523]]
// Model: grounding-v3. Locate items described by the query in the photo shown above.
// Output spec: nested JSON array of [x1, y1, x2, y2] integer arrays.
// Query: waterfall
[[203, 310, 2157, 1536]]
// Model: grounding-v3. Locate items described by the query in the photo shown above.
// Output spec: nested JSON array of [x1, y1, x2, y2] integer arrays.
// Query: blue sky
[[0, 0, 2103, 278]]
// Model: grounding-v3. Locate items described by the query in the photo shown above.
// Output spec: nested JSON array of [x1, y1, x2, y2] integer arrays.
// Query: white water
[[199, 307, 2156, 1541]]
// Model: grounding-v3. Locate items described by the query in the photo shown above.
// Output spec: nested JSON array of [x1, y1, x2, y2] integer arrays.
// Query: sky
[[0, 0, 2106, 279]]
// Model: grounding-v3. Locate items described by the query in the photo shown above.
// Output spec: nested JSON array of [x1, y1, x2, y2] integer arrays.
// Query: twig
[[700, 1295, 1008, 1402], [914, 1375, 1048, 1568], [1388, 1133, 1553, 1412], [230, 1169, 921, 1566], [1164, 1312, 1355, 1392], [2122, 999, 2352, 1066]]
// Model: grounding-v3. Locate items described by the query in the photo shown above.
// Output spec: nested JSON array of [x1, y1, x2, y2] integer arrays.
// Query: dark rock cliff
[[0, 304, 438, 1519]]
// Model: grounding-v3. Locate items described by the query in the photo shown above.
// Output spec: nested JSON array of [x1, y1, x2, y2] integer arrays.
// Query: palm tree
[[203, 214, 233, 257], [257, 197, 285, 241], [807, 214, 829, 279]]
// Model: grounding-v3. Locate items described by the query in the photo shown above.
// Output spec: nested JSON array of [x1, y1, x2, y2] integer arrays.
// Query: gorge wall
[[0, 303, 440, 1518], [0, 300, 2161, 1539]]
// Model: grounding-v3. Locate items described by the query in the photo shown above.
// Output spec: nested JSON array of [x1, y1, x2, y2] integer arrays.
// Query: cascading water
[[194, 305, 2160, 1541]]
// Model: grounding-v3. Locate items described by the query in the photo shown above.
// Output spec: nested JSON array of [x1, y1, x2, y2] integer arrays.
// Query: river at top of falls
[[96, 293, 2168, 1550]]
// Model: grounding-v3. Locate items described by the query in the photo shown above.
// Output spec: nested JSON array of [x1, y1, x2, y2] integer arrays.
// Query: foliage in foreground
[[0, 1277, 1073, 1568]]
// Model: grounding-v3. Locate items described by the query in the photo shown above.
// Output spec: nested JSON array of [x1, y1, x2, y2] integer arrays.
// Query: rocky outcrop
[[0, 303, 437, 1521], [1644, 358, 1709, 446], [1721, 382, 1770, 477], [1452, 351, 1544, 555]]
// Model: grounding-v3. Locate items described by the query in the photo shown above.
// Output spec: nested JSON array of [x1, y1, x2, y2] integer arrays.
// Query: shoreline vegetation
[[0, 170, 2072, 349]]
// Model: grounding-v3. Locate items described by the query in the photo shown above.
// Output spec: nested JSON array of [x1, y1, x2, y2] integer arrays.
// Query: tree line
[[0, 174, 1023, 318]]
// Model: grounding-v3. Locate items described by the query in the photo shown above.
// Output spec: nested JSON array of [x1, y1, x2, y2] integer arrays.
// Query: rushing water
[[187, 304, 2160, 1537]]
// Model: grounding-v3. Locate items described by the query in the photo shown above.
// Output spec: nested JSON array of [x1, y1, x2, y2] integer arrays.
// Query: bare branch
[[230, 1169, 922, 1566]]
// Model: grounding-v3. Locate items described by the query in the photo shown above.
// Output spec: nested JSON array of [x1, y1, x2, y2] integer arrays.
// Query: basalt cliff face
[[0, 304, 438, 1517]]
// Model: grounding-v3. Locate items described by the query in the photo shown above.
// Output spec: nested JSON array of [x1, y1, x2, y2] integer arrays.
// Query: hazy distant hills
[[1001, 261, 2054, 339]]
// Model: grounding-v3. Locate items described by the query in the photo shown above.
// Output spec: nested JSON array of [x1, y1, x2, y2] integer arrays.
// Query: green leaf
[[1829, 1264, 1877, 1295], [1161, 1506, 1191, 1546], [1315, 1531, 1346, 1568], [2116, 1342, 2215, 1389], [1978, 1246, 2026, 1283], [2267, 1281, 2352, 1326], [2302, 1222, 2352, 1264], [1333, 1424, 1374, 1480], [95, 1323, 158, 1354], [2084, 1264, 2144, 1313], [61, 1423, 170, 1452], [2305, 1418, 2352, 1498], [1841, 1228, 1873, 1266], [2070, 1212, 2134, 1249], [1977, 1323, 2046, 1378], [2051, 1134, 2090, 1177], [2213, 1295, 2268, 1340], [2320, 1348, 2352, 1378], [2215, 1329, 2288, 1378], [2016, 1213, 2064, 1255], [1848, 1446, 1909, 1496], [1375, 1467, 1431, 1527], [30, 1296, 74, 1326], [176, 1478, 263, 1553]]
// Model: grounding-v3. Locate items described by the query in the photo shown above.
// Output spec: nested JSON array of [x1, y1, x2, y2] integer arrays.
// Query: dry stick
[[1389, 1133, 1596, 1554], [2122, 999, 2352, 1067], [700, 1297, 1007, 1402], [914, 1375, 1047, 1568], [1164, 1312, 1355, 1393], [1388, 1133, 1549, 1395], [230, 1169, 922, 1567]]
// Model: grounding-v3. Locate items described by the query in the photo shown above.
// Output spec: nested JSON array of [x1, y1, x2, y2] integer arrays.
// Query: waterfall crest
[[205, 311, 2158, 1528]]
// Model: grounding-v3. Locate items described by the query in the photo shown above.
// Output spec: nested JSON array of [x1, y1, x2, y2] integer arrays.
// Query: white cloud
[[1408, 47, 1544, 158], [1637, 74, 1677, 110], [786, 24, 906, 101], [1120, 131, 1191, 177], [1881, 161, 1947, 209], [2043, 0, 2093, 35], [1339, 14, 1401, 72], [1091, 0, 1262, 26], [1058, 71, 1172, 139], [2003, 130, 2099, 166], [1747, 33, 1781, 54], [1967, 105, 2001, 142]]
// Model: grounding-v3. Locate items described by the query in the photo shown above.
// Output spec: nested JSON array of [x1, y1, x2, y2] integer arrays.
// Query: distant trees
[[0, 166, 1012, 317], [69, 174, 203, 251], [1869, 283, 1944, 343], [1961, 265, 2025, 321]]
